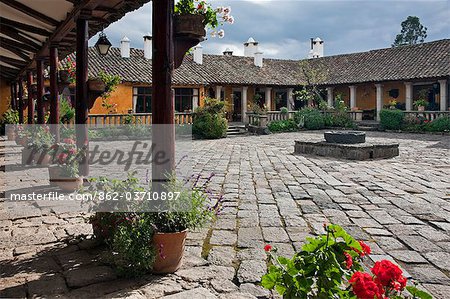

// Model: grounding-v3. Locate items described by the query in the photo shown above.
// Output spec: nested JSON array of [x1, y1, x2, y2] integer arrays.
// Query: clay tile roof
[[86, 39, 449, 87]]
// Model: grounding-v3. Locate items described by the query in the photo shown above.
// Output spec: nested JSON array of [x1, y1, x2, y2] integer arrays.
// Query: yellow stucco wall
[[0, 79, 11, 118], [89, 82, 134, 114]]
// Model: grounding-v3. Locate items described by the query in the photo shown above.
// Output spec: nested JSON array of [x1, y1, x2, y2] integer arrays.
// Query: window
[[175, 88, 197, 112], [133, 87, 152, 113]]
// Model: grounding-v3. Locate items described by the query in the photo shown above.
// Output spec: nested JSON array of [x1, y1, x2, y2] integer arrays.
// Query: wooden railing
[[403, 111, 450, 121], [65, 113, 193, 126], [247, 110, 363, 125]]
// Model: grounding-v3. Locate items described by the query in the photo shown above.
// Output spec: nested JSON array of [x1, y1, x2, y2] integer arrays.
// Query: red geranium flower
[[264, 244, 272, 252], [358, 241, 371, 256], [371, 260, 406, 290], [63, 138, 75, 144], [349, 272, 384, 299], [58, 153, 68, 164], [344, 252, 353, 269]]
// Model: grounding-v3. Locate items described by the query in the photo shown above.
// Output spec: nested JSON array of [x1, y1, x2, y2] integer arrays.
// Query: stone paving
[[1, 131, 449, 298]]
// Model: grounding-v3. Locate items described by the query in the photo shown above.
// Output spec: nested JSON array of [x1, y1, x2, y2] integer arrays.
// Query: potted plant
[[86, 172, 222, 276], [173, 1, 234, 67], [2, 108, 19, 140], [48, 139, 83, 191], [58, 56, 76, 84], [413, 99, 427, 111]]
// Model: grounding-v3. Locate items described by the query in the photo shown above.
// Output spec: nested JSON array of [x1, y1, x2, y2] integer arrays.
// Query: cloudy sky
[[90, 0, 449, 59]]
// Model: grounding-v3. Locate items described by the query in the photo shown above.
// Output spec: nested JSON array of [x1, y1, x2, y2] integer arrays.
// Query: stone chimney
[[193, 44, 203, 64], [143, 33, 152, 59], [120, 36, 130, 58], [254, 51, 263, 68], [244, 37, 259, 57], [223, 48, 233, 56], [309, 37, 324, 58]]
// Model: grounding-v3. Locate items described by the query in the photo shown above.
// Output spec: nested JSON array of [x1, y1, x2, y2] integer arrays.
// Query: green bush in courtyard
[[380, 109, 404, 130], [426, 116, 450, 132], [294, 108, 325, 130], [193, 98, 228, 139], [268, 119, 298, 132]]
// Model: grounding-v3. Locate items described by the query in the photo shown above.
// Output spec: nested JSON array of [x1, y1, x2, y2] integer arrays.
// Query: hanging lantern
[[95, 31, 112, 56]]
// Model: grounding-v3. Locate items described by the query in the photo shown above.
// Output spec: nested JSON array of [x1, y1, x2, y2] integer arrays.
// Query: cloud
[[90, 0, 449, 59]]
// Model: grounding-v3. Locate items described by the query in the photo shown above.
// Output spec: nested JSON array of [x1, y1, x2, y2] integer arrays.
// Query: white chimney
[[254, 51, 263, 68], [193, 44, 203, 64], [223, 48, 233, 56], [310, 37, 324, 58], [143, 33, 152, 59], [120, 36, 130, 58], [244, 37, 259, 57]]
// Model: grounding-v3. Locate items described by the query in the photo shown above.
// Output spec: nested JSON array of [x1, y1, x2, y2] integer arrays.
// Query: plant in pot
[[32, 125, 55, 165], [48, 138, 83, 191], [2, 108, 19, 140], [173, 0, 234, 67], [58, 56, 76, 85], [86, 172, 222, 276], [413, 99, 428, 112]]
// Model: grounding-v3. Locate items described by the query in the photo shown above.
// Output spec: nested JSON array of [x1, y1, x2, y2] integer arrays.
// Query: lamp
[[95, 31, 112, 56]]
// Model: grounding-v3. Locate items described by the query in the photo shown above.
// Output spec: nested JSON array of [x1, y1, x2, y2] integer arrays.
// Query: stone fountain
[[294, 131, 399, 160]]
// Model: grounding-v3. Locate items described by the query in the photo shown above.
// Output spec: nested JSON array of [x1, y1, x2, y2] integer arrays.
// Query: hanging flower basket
[[58, 70, 71, 84], [174, 14, 206, 68], [88, 79, 106, 93]]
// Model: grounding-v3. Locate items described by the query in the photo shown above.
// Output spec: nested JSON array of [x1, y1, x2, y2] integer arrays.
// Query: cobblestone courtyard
[[1, 131, 449, 298]]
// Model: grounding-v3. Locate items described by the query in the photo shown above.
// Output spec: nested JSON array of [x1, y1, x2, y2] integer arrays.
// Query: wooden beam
[[1, 44, 31, 62], [152, 0, 175, 189], [18, 77, 24, 123], [27, 70, 34, 124], [0, 17, 52, 36], [36, 59, 44, 124], [0, 37, 39, 53], [0, 26, 42, 50], [0, 0, 59, 26], [49, 45, 60, 141], [75, 15, 89, 176], [0, 56, 27, 68]]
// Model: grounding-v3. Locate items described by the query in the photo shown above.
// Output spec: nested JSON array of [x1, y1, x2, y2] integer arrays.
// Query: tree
[[295, 60, 329, 107], [392, 16, 427, 47]]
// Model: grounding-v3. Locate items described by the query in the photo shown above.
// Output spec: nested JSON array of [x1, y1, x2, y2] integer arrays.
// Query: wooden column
[[11, 82, 17, 110], [36, 59, 45, 124], [75, 12, 90, 176], [152, 0, 175, 188], [18, 78, 24, 123], [49, 45, 60, 142], [27, 71, 34, 124]]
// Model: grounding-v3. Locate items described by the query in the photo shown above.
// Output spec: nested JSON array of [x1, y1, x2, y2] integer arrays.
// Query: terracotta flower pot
[[22, 147, 35, 165], [152, 230, 187, 274], [6, 127, 16, 141], [48, 165, 61, 186], [35, 151, 52, 165], [55, 176, 83, 192], [174, 14, 206, 38], [418, 106, 425, 111], [88, 79, 106, 92]]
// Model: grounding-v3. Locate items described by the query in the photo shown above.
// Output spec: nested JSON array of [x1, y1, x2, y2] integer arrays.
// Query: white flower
[[217, 29, 225, 38], [210, 30, 217, 38], [227, 16, 234, 24], [222, 15, 229, 21], [216, 6, 223, 14], [223, 6, 231, 15]]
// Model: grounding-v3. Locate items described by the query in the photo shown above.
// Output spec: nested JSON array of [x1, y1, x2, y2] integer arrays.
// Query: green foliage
[[193, 98, 228, 139], [334, 94, 348, 112], [426, 116, 450, 132], [98, 70, 121, 99], [325, 112, 355, 128], [392, 16, 427, 47], [413, 99, 428, 109], [280, 107, 289, 114], [2, 108, 19, 124], [59, 97, 75, 124], [174, 0, 233, 31], [261, 224, 364, 298], [294, 108, 325, 130], [268, 119, 298, 132], [380, 109, 404, 130], [405, 286, 433, 299]]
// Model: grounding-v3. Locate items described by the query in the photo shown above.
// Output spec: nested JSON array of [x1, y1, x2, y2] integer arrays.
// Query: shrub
[[268, 119, 298, 132], [59, 97, 75, 124], [426, 116, 450, 132], [380, 109, 404, 130], [294, 108, 325, 130], [325, 112, 355, 128], [193, 98, 228, 139]]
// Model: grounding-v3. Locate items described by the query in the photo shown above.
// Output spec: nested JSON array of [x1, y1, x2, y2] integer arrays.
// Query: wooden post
[[152, 0, 175, 190], [11, 81, 17, 110], [75, 12, 90, 176], [27, 71, 34, 124], [50, 45, 60, 142], [36, 59, 45, 124], [18, 78, 24, 123]]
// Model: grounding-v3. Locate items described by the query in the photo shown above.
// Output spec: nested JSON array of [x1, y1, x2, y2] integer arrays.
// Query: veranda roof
[[0, 0, 149, 81]]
